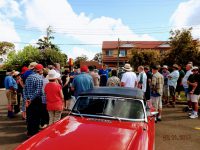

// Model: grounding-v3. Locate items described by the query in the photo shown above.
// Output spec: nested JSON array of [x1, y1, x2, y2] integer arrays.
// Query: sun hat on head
[[162, 65, 168, 69], [144, 66, 150, 70], [34, 64, 44, 71], [123, 63, 133, 72], [192, 66, 199, 71], [14, 71, 20, 76], [173, 64, 179, 69], [28, 62, 38, 69], [47, 69, 60, 80]]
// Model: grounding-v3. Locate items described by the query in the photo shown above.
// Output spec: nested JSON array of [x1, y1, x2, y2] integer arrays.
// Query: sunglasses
[[192, 70, 198, 72]]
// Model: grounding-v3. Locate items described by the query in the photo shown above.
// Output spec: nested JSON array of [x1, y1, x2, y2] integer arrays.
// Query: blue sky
[[1, 0, 200, 60]]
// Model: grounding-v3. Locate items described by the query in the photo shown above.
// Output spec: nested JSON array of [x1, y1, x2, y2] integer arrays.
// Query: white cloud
[[170, 0, 200, 38], [64, 47, 99, 60], [0, 0, 21, 46], [0, 0, 22, 18], [23, 0, 155, 45]]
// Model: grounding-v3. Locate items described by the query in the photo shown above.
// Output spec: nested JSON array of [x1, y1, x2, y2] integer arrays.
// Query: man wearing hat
[[4, 69, 18, 118], [161, 65, 170, 104], [23, 64, 45, 137], [167, 64, 180, 107], [71, 65, 94, 99], [121, 63, 137, 88], [22, 62, 38, 82], [187, 66, 199, 119], [151, 65, 164, 121]]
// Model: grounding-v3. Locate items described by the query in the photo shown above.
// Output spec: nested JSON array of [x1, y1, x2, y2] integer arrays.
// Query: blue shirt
[[4, 75, 18, 90], [98, 69, 109, 79], [21, 69, 34, 82], [72, 73, 94, 98], [23, 73, 44, 101]]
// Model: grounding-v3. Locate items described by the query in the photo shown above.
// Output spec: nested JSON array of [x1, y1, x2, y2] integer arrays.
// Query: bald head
[[138, 66, 144, 73]]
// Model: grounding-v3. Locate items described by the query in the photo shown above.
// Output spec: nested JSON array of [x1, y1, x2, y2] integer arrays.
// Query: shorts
[[188, 94, 199, 103], [151, 96, 162, 110], [6, 90, 17, 105], [163, 85, 169, 97], [169, 86, 176, 97]]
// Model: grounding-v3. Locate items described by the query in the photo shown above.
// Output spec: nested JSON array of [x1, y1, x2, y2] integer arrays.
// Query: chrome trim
[[71, 113, 146, 122]]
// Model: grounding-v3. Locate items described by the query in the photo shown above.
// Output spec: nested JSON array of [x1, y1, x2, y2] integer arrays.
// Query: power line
[[14, 24, 200, 36]]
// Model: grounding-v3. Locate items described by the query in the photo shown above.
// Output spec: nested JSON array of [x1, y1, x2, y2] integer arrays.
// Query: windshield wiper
[[72, 109, 84, 118], [96, 113, 121, 122]]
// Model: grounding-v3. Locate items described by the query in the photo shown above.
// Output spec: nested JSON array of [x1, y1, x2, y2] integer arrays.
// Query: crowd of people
[[3, 61, 199, 137]]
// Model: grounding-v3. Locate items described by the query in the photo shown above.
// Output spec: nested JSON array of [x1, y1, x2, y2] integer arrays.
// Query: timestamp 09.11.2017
[[163, 134, 191, 141]]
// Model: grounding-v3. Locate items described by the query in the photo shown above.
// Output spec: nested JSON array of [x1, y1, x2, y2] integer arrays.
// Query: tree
[[163, 28, 200, 66], [74, 55, 88, 68], [130, 49, 161, 69], [4, 45, 41, 70], [0, 41, 15, 63], [4, 45, 68, 70], [37, 26, 59, 51], [40, 48, 68, 67], [93, 52, 102, 63]]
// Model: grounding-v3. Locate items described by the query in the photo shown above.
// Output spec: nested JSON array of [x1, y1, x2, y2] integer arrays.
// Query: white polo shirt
[[121, 72, 137, 88]]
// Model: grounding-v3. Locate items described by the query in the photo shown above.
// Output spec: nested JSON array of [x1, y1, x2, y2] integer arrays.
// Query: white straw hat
[[122, 64, 133, 71], [47, 69, 60, 80]]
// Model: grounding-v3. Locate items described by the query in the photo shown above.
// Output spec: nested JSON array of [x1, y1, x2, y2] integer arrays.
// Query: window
[[119, 50, 126, 57], [73, 96, 145, 120], [106, 50, 113, 56]]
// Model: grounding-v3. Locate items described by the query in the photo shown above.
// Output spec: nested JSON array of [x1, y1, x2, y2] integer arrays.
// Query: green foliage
[[74, 55, 88, 68], [40, 48, 68, 66], [4, 45, 67, 70], [4, 45, 41, 70], [0, 41, 15, 55], [37, 26, 60, 51], [4, 26, 68, 70], [93, 52, 102, 63], [163, 28, 200, 66], [130, 49, 161, 69]]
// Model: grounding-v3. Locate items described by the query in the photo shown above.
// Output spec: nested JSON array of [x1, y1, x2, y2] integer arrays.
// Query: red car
[[16, 87, 157, 150]]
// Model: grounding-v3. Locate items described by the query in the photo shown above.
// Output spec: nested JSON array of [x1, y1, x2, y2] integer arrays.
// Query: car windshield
[[72, 96, 145, 120]]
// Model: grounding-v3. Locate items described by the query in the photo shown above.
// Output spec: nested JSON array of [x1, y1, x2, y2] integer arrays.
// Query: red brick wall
[[80, 61, 102, 69]]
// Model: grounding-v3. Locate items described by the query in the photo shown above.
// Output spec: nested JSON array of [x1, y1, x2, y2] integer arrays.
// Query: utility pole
[[117, 38, 120, 69]]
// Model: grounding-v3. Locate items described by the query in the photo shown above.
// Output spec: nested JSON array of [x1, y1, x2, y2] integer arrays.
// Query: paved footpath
[[0, 89, 200, 150]]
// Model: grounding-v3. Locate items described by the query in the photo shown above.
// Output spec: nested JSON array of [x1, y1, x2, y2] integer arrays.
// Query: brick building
[[102, 41, 171, 67]]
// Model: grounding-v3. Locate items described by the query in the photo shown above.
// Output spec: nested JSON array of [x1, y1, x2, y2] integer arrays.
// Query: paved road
[[0, 89, 200, 150]]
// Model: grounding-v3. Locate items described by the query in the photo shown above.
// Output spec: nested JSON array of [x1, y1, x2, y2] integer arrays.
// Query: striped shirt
[[151, 72, 164, 95]]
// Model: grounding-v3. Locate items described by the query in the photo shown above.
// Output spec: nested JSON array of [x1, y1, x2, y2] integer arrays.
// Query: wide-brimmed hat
[[162, 65, 168, 69], [14, 71, 20, 76], [47, 69, 60, 80], [173, 64, 179, 69], [28, 62, 38, 69], [192, 66, 199, 71], [123, 64, 133, 71]]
